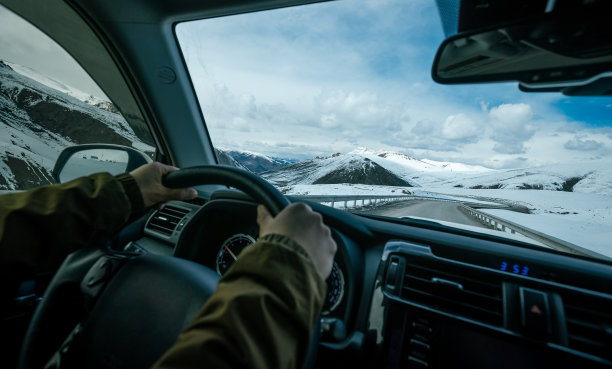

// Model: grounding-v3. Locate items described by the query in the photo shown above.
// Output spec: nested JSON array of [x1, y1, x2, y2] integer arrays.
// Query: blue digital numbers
[[499, 261, 529, 276]]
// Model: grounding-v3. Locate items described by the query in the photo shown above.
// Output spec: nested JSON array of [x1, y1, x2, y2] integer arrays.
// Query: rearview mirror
[[53, 144, 152, 183], [432, 1, 612, 90]]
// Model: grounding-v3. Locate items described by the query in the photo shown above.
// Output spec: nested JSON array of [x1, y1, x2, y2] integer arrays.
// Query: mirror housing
[[53, 144, 152, 183], [432, 1, 612, 93]]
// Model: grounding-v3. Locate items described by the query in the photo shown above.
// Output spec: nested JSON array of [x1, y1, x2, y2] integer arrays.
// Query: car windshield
[[176, 0, 612, 263]]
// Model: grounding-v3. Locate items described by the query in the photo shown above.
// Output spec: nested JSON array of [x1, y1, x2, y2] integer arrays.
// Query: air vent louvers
[[147, 205, 190, 236], [399, 256, 504, 326], [562, 291, 612, 361]]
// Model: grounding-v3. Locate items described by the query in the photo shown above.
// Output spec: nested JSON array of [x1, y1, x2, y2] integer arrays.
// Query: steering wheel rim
[[163, 165, 290, 216], [19, 165, 310, 369]]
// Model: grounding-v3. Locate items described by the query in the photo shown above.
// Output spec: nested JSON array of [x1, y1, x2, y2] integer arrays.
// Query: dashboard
[[127, 190, 612, 369]]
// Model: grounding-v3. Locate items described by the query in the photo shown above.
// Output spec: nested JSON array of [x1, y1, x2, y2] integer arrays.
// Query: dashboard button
[[520, 287, 551, 336], [386, 256, 405, 293]]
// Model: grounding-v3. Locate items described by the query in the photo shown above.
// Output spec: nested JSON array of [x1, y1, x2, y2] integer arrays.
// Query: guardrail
[[459, 204, 610, 260], [293, 194, 413, 208], [292, 193, 509, 210]]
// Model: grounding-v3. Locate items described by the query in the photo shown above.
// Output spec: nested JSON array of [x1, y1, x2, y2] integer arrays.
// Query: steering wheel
[[18, 165, 310, 369]]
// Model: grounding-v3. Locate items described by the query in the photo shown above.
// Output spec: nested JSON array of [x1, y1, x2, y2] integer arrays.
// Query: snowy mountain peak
[[262, 152, 414, 187], [345, 148, 490, 174], [349, 147, 377, 155]]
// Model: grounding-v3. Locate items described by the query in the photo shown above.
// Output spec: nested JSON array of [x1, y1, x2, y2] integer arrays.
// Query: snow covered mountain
[[5, 62, 119, 114], [223, 149, 289, 173], [0, 60, 151, 190], [440, 162, 612, 195], [262, 148, 489, 187], [262, 152, 415, 187], [261, 147, 612, 195], [215, 148, 250, 171], [353, 147, 491, 174]]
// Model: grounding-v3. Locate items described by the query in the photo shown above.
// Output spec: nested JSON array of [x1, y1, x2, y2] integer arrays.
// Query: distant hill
[[222, 149, 290, 173], [436, 162, 612, 194]]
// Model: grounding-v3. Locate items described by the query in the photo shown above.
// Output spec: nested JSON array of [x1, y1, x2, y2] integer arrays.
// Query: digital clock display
[[499, 261, 529, 276]]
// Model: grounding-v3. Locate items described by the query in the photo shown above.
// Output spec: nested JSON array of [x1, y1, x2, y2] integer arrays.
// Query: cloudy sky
[[1, 1, 611, 170], [177, 0, 612, 169], [0, 5, 105, 98]]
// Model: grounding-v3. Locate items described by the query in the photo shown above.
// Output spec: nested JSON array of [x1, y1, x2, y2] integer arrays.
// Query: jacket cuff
[[115, 173, 146, 216], [258, 233, 327, 287], [259, 233, 311, 257]]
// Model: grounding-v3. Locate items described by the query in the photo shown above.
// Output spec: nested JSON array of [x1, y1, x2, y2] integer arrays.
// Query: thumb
[[257, 204, 273, 228]]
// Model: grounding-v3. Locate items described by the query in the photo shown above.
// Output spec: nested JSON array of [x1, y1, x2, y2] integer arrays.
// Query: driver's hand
[[257, 203, 337, 280], [130, 162, 197, 209]]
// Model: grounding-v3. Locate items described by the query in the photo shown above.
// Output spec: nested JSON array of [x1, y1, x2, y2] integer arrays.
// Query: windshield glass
[[175, 0, 612, 262]]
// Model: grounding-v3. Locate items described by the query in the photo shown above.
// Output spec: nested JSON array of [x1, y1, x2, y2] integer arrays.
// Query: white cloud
[[489, 103, 533, 124], [441, 114, 479, 140], [313, 89, 407, 131], [487, 103, 536, 154]]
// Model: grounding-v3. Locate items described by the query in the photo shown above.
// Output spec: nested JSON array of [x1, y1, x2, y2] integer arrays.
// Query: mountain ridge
[[257, 148, 611, 195], [0, 60, 151, 189]]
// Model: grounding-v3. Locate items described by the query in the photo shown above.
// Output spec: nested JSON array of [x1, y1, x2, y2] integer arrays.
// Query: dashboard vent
[[400, 256, 503, 326], [146, 205, 190, 236], [562, 290, 612, 361]]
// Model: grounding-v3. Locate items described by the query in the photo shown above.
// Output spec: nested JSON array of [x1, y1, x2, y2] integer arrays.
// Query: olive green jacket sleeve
[[0, 172, 144, 273], [153, 233, 327, 369]]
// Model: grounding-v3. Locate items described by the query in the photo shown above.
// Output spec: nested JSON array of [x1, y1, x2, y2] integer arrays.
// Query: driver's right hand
[[257, 203, 337, 280]]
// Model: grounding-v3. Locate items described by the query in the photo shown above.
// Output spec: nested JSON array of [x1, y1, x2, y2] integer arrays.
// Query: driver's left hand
[[130, 162, 198, 209]]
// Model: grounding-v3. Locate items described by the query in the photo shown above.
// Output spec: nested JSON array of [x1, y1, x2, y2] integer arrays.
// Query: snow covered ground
[[286, 183, 412, 197], [284, 183, 612, 260], [428, 187, 612, 259], [287, 183, 510, 207], [268, 146, 612, 260]]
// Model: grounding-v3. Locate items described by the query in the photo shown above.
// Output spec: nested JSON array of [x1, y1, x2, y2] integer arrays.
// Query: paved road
[[366, 199, 486, 229]]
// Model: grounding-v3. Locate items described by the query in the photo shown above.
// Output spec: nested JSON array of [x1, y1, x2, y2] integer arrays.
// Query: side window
[[0, 6, 155, 190]]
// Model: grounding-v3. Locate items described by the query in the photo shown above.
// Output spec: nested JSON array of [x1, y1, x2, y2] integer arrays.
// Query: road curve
[[366, 199, 486, 229]]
